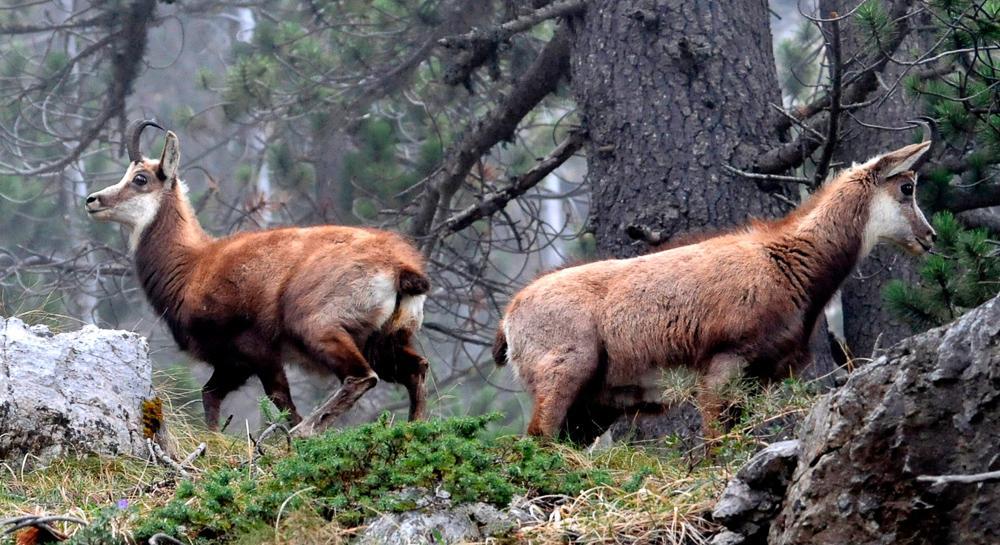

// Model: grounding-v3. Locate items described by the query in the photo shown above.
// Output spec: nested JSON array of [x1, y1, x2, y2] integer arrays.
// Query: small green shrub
[[133, 414, 607, 543]]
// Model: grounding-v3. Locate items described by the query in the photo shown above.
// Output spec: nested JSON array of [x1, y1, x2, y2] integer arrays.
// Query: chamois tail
[[493, 323, 508, 366], [397, 266, 430, 296]]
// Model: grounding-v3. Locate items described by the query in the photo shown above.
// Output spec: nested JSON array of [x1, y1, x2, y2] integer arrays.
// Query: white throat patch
[[125, 192, 163, 253], [861, 191, 907, 257]]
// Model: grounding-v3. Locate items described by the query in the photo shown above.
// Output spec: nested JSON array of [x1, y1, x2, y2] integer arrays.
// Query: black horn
[[126, 119, 164, 163], [908, 115, 938, 172]]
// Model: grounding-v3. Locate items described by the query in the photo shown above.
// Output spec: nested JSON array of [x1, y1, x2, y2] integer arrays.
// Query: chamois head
[[85, 120, 181, 247], [857, 140, 937, 256]]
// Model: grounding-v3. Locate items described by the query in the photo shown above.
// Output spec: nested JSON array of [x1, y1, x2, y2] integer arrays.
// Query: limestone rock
[[358, 488, 515, 545], [710, 530, 747, 545], [769, 295, 1000, 545], [0, 317, 155, 461], [712, 440, 800, 544]]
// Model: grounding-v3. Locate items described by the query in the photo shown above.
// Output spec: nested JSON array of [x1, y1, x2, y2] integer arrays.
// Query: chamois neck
[[133, 182, 209, 329], [768, 177, 874, 319]]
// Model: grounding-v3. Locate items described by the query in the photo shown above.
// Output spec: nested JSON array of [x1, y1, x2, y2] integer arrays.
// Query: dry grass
[[512, 378, 819, 545], [516, 445, 727, 544], [0, 391, 249, 542], [0, 378, 820, 544]]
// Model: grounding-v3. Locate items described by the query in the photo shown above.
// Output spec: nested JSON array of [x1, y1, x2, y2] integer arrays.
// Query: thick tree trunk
[[571, 0, 793, 258]]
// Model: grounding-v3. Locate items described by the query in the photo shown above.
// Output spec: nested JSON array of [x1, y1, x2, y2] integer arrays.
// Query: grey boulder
[[0, 317, 155, 461]]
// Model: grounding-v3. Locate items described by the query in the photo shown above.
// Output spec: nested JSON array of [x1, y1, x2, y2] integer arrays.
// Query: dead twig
[[917, 470, 1000, 485], [722, 164, 811, 184], [147, 438, 189, 478]]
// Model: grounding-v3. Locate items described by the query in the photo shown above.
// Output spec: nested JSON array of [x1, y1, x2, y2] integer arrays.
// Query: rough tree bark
[[571, 0, 794, 257]]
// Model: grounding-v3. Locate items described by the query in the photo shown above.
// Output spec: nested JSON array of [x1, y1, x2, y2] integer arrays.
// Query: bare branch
[[437, 130, 584, 234], [723, 164, 812, 184], [410, 26, 573, 253], [757, 10, 913, 176], [917, 469, 1000, 485], [941, 181, 1000, 213], [439, 0, 586, 50], [957, 210, 1000, 233], [768, 0, 919, 158]]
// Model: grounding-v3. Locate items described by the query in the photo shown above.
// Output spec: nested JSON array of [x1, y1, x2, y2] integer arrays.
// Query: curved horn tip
[[907, 116, 938, 143], [125, 119, 166, 163]]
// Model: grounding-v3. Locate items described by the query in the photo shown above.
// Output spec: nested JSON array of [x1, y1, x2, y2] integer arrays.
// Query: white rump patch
[[392, 294, 426, 331], [503, 320, 520, 382], [368, 273, 398, 330]]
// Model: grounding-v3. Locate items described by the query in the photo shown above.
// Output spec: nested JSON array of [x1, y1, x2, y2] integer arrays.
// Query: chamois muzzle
[[126, 119, 164, 163]]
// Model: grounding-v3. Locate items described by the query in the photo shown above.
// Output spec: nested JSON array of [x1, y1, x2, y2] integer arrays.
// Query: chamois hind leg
[[696, 353, 747, 444], [400, 342, 428, 421], [202, 367, 253, 431], [525, 345, 601, 438], [291, 328, 378, 437], [258, 364, 302, 426], [365, 330, 429, 421]]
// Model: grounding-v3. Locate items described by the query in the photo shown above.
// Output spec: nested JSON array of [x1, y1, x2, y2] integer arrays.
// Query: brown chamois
[[86, 121, 430, 436], [493, 141, 937, 442]]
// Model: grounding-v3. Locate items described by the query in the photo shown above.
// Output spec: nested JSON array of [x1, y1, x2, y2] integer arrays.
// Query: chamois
[[494, 140, 937, 442], [86, 120, 430, 435]]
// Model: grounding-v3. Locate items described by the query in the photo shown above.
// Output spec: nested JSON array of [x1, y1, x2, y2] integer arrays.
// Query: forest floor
[[0, 377, 819, 545]]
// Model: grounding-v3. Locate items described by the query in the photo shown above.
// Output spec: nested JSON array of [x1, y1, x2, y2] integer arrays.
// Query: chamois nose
[[931, 232, 938, 243], [85, 193, 103, 212]]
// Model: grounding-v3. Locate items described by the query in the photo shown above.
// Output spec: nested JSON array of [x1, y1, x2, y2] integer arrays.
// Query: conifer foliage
[[886, 212, 1000, 328]]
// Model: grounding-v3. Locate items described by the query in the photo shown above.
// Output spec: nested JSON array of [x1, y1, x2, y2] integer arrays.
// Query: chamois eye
[[900, 182, 914, 196], [133, 174, 148, 187]]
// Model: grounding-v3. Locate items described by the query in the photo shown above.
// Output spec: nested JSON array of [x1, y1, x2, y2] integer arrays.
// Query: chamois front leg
[[202, 368, 253, 431], [258, 364, 302, 426], [696, 353, 747, 444], [291, 328, 379, 437]]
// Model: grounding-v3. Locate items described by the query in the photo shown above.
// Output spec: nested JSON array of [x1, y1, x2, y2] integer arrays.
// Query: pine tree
[[886, 212, 1000, 328], [876, 0, 1000, 326]]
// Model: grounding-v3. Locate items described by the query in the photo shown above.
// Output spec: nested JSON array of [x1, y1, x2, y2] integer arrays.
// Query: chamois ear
[[157, 131, 181, 184], [873, 141, 931, 179]]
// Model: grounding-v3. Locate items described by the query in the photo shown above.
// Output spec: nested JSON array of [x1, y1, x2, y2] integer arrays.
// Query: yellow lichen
[[140, 397, 164, 439]]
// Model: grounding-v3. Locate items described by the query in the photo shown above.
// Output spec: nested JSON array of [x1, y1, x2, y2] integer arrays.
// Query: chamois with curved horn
[[494, 137, 937, 442], [86, 121, 431, 435]]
